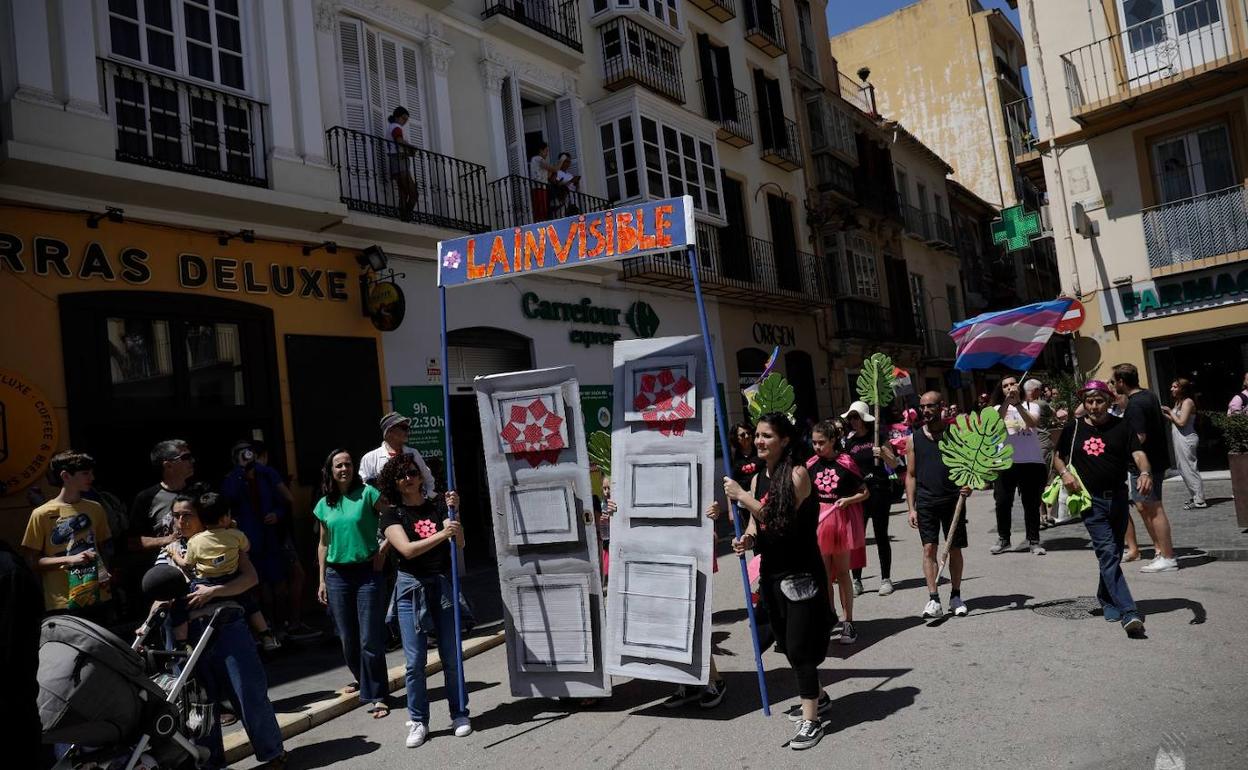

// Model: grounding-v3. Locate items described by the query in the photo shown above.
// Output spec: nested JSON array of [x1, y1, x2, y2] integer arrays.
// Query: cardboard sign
[[438, 197, 695, 288]]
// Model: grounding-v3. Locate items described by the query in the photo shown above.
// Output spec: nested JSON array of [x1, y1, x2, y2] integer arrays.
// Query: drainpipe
[[1025, 0, 1084, 296]]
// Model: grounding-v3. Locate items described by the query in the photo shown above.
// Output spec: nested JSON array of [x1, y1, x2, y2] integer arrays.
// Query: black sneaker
[[661, 685, 700, 709], [838, 620, 858, 645], [699, 680, 726, 709], [789, 719, 824, 750], [786, 693, 833, 722]]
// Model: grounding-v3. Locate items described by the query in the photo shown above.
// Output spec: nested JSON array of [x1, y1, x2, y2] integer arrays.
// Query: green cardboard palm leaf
[[588, 430, 612, 477], [855, 353, 896, 407], [940, 408, 1015, 488], [747, 374, 796, 423]]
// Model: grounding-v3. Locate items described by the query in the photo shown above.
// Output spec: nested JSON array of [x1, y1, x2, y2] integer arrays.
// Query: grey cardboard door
[[605, 336, 714, 685], [474, 366, 611, 698]]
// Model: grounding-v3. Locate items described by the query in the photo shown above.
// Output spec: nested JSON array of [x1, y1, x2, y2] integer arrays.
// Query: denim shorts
[[1128, 472, 1163, 503]]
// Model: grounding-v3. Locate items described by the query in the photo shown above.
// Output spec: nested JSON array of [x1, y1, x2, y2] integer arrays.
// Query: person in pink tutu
[[806, 420, 870, 645]]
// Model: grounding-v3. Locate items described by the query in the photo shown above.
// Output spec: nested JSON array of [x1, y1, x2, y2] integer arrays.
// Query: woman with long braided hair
[[721, 412, 831, 750]]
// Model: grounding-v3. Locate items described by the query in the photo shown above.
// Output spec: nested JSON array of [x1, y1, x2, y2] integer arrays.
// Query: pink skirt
[[818, 501, 866, 570]]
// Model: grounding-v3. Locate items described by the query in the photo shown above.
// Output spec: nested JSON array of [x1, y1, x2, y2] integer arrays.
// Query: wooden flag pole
[[438, 285, 467, 709], [936, 493, 968, 581], [687, 245, 771, 717]]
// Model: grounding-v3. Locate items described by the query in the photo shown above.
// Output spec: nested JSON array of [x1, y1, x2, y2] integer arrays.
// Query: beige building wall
[[1016, 0, 1248, 389], [830, 0, 1023, 208]]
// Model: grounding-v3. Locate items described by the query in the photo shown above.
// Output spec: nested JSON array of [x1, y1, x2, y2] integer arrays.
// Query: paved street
[[238, 479, 1248, 769]]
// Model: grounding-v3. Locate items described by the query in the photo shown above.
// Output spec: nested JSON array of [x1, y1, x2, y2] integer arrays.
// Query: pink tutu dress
[[807, 453, 867, 570]]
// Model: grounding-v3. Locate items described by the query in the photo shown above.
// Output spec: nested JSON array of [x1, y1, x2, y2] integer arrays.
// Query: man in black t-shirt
[[1054, 380, 1152, 636], [128, 439, 196, 558], [1112, 364, 1177, 573]]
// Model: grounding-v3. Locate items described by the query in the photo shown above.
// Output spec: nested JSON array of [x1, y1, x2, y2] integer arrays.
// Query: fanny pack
[[779, 573, 820, 602]]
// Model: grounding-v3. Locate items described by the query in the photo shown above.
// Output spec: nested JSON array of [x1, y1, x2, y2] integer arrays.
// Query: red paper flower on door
[[632, 367, 695, 436], [499, 398, 565, 466]]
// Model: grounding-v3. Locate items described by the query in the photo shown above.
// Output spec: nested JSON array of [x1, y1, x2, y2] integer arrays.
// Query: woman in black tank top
[[720, 412, 831, 750]]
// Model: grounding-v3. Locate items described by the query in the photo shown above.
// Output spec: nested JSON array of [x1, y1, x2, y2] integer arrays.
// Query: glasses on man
[[174, 453, 194, 463]]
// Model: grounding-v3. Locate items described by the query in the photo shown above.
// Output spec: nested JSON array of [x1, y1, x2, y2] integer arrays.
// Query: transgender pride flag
[[949, 298, 1073, 372]]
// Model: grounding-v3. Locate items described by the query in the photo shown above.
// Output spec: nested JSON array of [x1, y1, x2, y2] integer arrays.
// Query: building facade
[[1015, 0, 1248, 409]]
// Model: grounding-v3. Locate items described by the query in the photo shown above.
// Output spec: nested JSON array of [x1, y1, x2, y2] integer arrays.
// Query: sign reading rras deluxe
[[438, 197, 694, 288]]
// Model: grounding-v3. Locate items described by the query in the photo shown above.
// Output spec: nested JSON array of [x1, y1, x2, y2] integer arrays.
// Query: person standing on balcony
[[1163, 378, 1207, 510], [989, 375, 1047, 556], [528, 143, 557, 220], [386, 107, 418, 221]]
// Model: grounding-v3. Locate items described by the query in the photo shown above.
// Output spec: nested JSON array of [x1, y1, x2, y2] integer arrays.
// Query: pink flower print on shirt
[[815, 467, 839, 496], [413, 519, 438, 539], [1082, 436, 1106, 457]]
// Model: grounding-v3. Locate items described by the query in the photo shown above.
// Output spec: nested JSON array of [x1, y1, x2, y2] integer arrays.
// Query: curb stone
[[223, 631, 506, 764]]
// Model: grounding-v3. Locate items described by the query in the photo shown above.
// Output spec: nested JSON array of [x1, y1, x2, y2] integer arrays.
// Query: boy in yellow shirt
[[166, 492, 277, 649]]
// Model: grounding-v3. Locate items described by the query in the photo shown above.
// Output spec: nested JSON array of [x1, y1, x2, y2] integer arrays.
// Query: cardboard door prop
[[474, 367, 611, 698], [606, 336, 714, 685]]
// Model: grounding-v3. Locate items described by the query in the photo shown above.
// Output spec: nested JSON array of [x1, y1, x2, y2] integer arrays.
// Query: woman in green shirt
[[314, 448, 391, 718]]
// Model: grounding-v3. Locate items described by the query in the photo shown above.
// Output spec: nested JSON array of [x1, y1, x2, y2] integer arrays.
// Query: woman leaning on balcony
[[386, 107, 418, 220]]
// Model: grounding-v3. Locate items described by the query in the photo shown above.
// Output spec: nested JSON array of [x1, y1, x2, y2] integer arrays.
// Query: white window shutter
[[364, 29, 384, 135], [337, 18, 368, 133], [555, 95, 582, 175], [502, 76, 523, 177], [399, 44, 426, 149]]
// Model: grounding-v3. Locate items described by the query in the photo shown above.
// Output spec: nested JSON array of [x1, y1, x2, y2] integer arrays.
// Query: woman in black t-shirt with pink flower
[[377, 454, 469, 748]]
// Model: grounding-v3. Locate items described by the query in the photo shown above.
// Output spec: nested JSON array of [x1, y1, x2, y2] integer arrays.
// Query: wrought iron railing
[[1061, 0, 1240, 111], [599, 17, 684, 103], [1142, 184, 1248, 269], [902, 203, 930, 239], [837, 70, 873, 114], [325, 126, 491, 232], [743, 0, 786, 56], [688, 0, 736, 21], [930, 212, 953, 246], [1005, 95, 1039, 157], [481, 0, 582, 52], [759, 115, 802, 169], [814, 153, 856, 200], [100, 59, 267, 186], [699, 78, 753, 144], [487, 175, 611, 230], [835, 298, 892, 339]]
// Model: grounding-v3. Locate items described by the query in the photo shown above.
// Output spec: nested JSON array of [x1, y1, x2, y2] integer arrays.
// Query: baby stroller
[[38, 566, 238, 770]]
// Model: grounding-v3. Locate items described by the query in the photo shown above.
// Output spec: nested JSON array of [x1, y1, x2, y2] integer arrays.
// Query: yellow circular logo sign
[[0, 369, 59, 496]]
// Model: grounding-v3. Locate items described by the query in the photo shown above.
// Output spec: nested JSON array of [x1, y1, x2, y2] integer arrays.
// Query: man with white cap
[[840, 400, 900, 596], [360, 412, 436, 498]]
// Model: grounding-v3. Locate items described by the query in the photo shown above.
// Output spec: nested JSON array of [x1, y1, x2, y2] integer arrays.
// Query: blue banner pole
[[686, 245, 771, 717], [438, 285, 467, 709]]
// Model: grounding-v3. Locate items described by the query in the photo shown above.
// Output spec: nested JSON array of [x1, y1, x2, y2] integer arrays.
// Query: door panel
[[606, 335, 714, 686], [475, 367, 610, 698]]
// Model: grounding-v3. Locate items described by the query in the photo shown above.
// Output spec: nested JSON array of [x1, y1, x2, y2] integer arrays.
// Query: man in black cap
[[359, 411, 435, 496]]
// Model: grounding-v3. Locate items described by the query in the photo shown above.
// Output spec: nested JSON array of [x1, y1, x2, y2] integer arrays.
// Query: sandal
[[368, 702, 390, 719], [343, 681, 359, 694]]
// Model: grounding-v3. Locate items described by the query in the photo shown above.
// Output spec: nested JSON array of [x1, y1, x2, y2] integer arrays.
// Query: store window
[[1150, 122, 1235, 204]]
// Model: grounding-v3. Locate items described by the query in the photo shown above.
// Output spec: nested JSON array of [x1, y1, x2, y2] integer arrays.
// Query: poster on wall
[[580, 385, 613, 439], [390, 386, 446, 463]]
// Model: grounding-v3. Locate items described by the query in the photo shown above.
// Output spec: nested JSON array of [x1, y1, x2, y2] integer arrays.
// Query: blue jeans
[[192, 613, 284, 765], [395, 572, 468, 725], [325, 562, 389, 702], [1082, 488, 1138, 622]]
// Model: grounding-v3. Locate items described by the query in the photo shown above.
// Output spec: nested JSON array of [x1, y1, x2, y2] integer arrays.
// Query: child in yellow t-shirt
[[166, 494, 277, 649]]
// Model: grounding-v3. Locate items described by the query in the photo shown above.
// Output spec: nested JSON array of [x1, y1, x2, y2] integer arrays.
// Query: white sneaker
[[878, 579, 895, 596], [405, 721, 428, 748], [452, 716, 473, 737], [950, 596, 968, 616], [1140, 556, 1179, 573], [922, 599, 942, 618]]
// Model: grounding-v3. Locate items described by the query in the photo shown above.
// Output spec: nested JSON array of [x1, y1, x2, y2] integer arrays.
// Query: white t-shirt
[[529, 154, 549, 182], [1002, 402, 1044, 465], [359, 443, 436, 498]]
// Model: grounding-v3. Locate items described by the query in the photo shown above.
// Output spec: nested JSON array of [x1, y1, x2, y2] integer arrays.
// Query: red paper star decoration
[[633, 367, 695, 436], [499, 398, 565, 467]]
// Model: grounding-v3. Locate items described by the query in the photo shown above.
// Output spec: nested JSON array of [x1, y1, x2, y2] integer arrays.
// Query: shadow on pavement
[[1137, 597, 1207, 625], [283, 735, 382, 769], [1040, 536, 1092, 552], [711, 630, 735, 657], [963, 593, 1033, 615], [824, 685, 921, 735], [269, 689, 341, 713], [826, 615, 925, 659]]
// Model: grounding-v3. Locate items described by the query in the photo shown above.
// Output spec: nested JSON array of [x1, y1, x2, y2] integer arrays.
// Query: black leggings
[[994, 462, 1047, 543], [764, 575, 829, 699], [852, 485, 892, 581]]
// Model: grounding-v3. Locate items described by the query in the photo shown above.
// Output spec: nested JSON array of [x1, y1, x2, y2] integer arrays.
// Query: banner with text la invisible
[[437, 196, 695, 288]]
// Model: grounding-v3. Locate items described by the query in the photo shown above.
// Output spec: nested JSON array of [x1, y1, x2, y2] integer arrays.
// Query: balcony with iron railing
[[814, 153, 857, 201], [487, 175, 611, 230], [759, 115, 802, 171], [743, 0, 786, 58], [699, 78, 753, 147], [325, 126, 492, 232], [99, 59, 268, 187], [1060, 0, 1248, 124], [929, 212, 954, 248], [834, 298, 893, 339], [482, 0, 582, 54], [1004, 95, 1040, 159], [688, 0, 735, 22], [1143, 184, 1248, 271], [902, 202, 931, 240], [599, 17, 684, 103], [621, 223, 831, 307], [836, 70, 874, 115]]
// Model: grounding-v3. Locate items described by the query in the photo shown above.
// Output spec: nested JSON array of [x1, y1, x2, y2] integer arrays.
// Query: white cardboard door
[[475, 366, 611, 698], [605, 336, 715, 685]]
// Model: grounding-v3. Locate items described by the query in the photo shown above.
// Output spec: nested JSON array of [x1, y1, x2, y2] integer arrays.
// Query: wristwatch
[[1139, 471, 1152, 477]]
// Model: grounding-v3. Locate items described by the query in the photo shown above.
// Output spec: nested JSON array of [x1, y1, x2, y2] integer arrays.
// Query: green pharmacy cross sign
[[991, 204, 1042, 252]]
